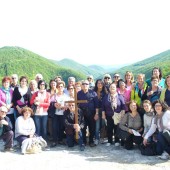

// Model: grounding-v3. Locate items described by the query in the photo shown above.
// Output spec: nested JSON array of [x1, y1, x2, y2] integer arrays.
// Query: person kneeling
[[64, 103, 85, 151]]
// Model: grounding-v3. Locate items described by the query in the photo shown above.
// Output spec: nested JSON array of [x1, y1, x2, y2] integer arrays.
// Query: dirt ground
[[0, 140, 170, 170]]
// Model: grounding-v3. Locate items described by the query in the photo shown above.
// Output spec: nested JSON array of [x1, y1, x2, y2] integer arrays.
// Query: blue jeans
[[66, 131, 83, 147], [156, 132, 170, 155], [95, 109, 105, 140], [34, 115, 48, 140]]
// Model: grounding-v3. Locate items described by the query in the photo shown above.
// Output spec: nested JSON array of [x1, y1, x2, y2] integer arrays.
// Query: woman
[[28, 80, 38, 99], [131, 74, 148, 119], [47, 79, 58, 140], [160, 75, 170, 107], [142, 100, 155, 139], [119, 100, 143, 150], [93, 79, 107, 145], [147, 67, 165, 88], [75, 81, 82, 93], [124, 71, 134, 91], [102, 83, 126, 146], [0, 76, 15, 130], [87, 75, 95, 90], [15, 107, 35, 146], [51, 81, 68, 147], [12, 76, 30, 119], [30, 80, 50, 141], [67, 84, 75, 100], [147, 75, 162, 103], [117, 79, 131, 112], [143, 100, 170, 160], [103, 74, 112, 93]]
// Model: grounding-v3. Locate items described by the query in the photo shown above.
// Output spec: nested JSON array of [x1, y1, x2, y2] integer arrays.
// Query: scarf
[[1, 87, 11, 105], [109, 93, 117, 110], [154, 112, 164, 131]]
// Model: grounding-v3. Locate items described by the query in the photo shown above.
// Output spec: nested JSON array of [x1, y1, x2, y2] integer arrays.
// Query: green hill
[[56, 58, 105, 79], [114, 50, 170, 80], [0, 46, 86, 83]]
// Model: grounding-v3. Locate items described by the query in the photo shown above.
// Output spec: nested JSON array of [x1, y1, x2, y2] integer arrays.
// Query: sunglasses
[[104, 77, 110, 79], [68, 104, 75, 107], [114, 76, 119, 78], [12, 77, 17, 79], [82, 83, 89, 85], [69, 88, 74, 90], [87, 78, 92, 80]]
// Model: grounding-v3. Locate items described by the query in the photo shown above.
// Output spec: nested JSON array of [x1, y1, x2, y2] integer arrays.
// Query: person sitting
[[0, 106, 14, 152], [143, 100, 170, 160], [119, 100, 143, 150], [15, 107, 36, 146], [64, 102, 85, 151]]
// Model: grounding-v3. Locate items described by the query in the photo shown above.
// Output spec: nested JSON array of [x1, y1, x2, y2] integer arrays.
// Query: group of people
[[0, 67, 170, 160]]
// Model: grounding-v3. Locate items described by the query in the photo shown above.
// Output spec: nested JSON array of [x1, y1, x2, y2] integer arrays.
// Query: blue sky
[[0, 0, 170, 65]]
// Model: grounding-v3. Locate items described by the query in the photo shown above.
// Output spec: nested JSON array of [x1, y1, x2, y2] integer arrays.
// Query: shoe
[[158, 151, 170, 160], [80, 145, 85, 151], [94, 139, 99, 145], [106, 143, 111, 147], [100, 138, 105, 144], [89, 143, 95, 147], [58, 141, 66, 145], [42, 146, 50, 151], [115, 142, 120, 147], [50, 142, 57, 148], [4, 147, 16, 152]]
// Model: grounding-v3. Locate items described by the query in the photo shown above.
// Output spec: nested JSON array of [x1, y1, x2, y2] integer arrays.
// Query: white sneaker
[[158, 151, 170, 160], [100, 138, 105, 144], [94, 139, 99, 145], [115, 142, 120, 147], [106, 143, 111, 147]]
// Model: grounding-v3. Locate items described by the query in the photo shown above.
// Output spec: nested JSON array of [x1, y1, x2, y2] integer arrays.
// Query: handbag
[[162, 129, 170, 144], [140, 142, 157, 156], [116, 126, 131, 141]]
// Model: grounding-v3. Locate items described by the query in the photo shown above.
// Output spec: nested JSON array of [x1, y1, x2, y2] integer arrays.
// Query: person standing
[[77, 80, 98, 147]]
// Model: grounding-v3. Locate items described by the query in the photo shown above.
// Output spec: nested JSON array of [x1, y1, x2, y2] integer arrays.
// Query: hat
[[82, 80, 89, 85], [68, 77, 76, 82], [87, 75, 93, 79], [104, 74, 111, 79], [0, 106, 8, 113], [113, 73, 120, 77]]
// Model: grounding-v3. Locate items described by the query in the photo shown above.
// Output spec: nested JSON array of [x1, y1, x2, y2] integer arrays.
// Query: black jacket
[[0, 116, 12, 136], [64, 109, 84, 135]]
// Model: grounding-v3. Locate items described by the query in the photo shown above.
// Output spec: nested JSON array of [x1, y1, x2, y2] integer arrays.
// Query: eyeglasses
[[104, 77, 110, 79], [0, 111, 7, 113], [82, 83, 89, 85], [87, 78, 92, 80], [69, 88, 74, 90], [155, 104, 162, 107], [114, 76, 119, 78]]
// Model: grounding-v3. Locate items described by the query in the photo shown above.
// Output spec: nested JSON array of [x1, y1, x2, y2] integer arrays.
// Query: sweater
[[15, 116, 35, 138]]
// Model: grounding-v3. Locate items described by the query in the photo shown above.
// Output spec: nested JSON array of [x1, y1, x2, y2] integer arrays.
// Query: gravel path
[[0, 140, 170, 170]]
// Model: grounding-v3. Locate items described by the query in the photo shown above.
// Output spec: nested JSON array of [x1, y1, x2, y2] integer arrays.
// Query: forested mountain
[[114, 50, 170, 80], [53, 58, 105, 79], [0, 46, 86, 83]]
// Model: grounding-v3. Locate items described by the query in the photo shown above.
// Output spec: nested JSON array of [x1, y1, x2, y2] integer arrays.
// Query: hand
[[29, 134, 34, 138], [94, 114, 99, 121], [16, 106, 22, 114], [128, 129, 133, 134], [143, 138, 148, 146], [102, 113, 106, 120], [0, 120, 8, 125]]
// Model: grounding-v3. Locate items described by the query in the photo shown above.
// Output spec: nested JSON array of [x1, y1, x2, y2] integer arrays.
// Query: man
[[0, 106, 14, 152], [77, 80, 98, 147], [64, 103, 85, 151]]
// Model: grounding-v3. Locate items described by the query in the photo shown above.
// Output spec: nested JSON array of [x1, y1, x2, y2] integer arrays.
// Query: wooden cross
[[65, 87, 87, 139]]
